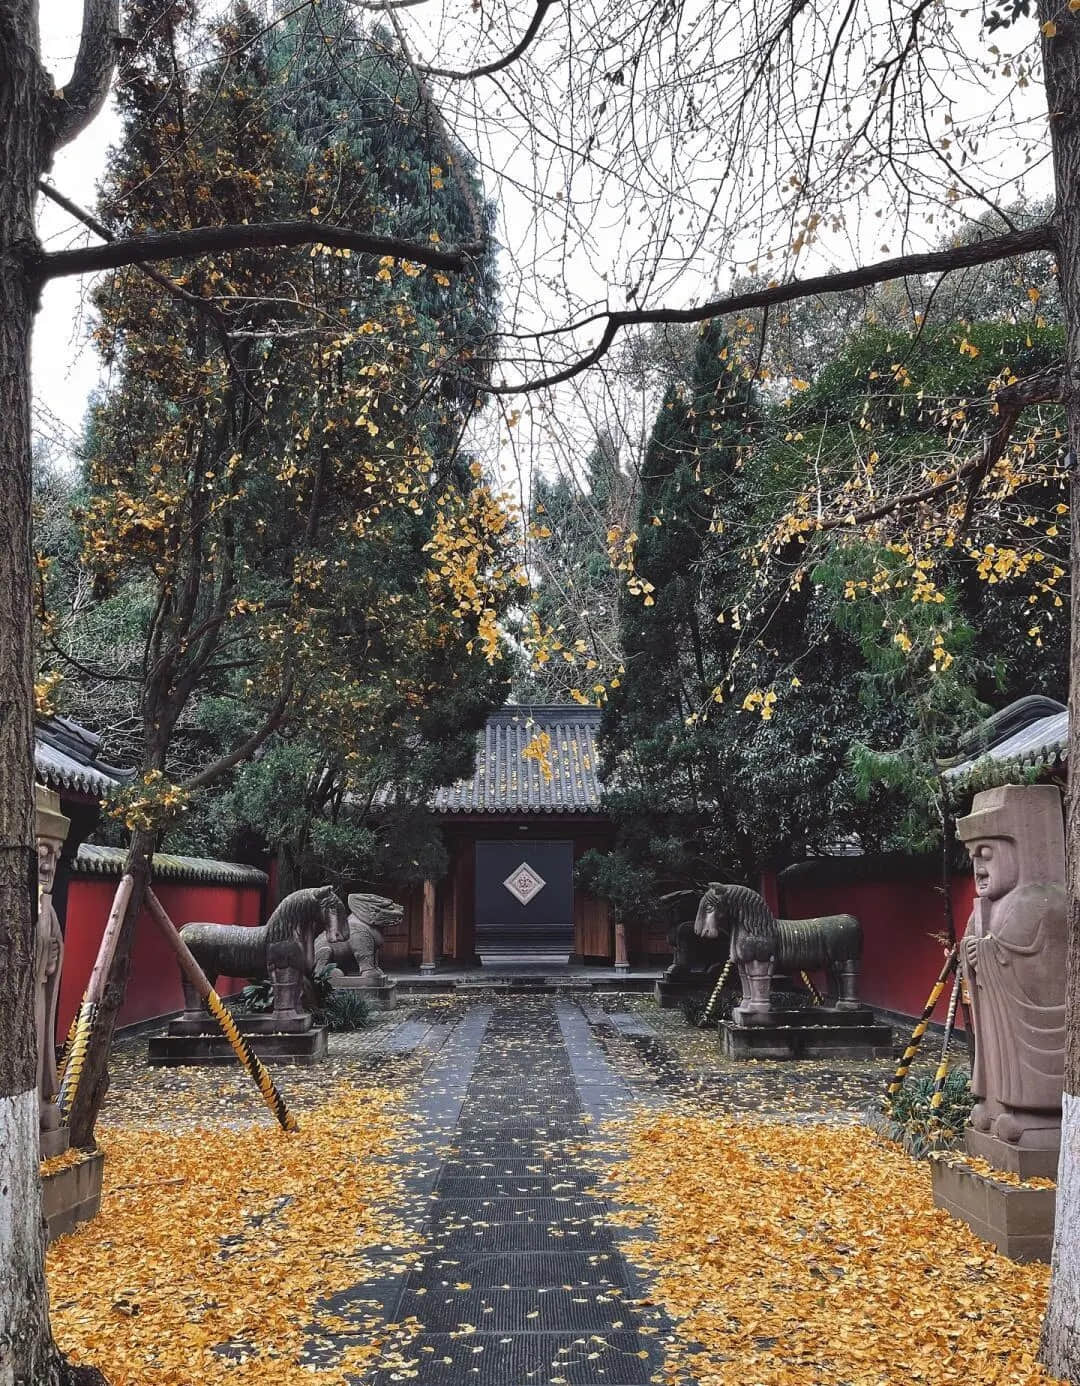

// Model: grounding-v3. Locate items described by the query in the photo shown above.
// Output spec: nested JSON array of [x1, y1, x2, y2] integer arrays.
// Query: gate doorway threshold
[[392, 964, 662, 995]]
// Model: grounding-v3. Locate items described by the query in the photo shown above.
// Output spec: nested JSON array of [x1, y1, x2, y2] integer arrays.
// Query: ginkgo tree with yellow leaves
[[572, 285, 1069, 931], [40, 0, 521, 1149]]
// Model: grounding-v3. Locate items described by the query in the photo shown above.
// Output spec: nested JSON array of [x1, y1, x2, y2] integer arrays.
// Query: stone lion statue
[[693, 882, 863, 1021], [314, 892, 404, 983]]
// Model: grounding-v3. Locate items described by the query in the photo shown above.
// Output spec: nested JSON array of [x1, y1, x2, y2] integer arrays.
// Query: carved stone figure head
[[956, 783, 1065, 893], [968, 838, 1019, 900], [693, 884, 725, 940], [347, 893, 405, 932], [34, 784, 70, 894]]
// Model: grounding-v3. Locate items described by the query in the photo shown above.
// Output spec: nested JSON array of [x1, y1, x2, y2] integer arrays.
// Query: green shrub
[[320, 989, 372, 1032], [233, 980, 273, 1015], [886, 1068, 973, 1154], [681, 994, 708, 1027], [229, 969, 371, 1031]]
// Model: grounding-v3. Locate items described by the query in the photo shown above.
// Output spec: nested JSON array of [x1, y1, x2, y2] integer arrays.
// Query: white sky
[[32, 1, 1055, 491], [35, 7, 121, 459]]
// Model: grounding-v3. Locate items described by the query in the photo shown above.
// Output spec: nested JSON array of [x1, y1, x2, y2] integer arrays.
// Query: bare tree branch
[[420, 0, 557, 80], [479, 223, 1057, 394], [182, 683, 293, 793], [38, 180, 263, 406], [49, 0, 120, 151], [34, 220, 483, 280]]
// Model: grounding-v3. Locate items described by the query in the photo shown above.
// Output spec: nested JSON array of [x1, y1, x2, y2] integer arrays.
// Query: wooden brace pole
[[144, 890, 297, 1133], [884, 947, 958, 1109], [56, 872, 135, 1119]]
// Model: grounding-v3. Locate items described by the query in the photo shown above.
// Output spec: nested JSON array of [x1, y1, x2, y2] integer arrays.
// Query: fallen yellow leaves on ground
[[48, 1087, 417, 1386], [40, 1145, 96, 1177], [604, 1112, 1060, 1386]]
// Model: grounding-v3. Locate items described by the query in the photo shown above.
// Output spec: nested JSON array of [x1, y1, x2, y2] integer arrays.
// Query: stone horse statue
[[180, 884, 346, 1030], [314, 892, 403, 984], [694, 883, 863, 1022]]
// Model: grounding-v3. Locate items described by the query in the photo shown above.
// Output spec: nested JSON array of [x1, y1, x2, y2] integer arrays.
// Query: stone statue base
[[41, 1148, 104, 1244], [149, 1023, 327, 1066], [330, 975, 398, 1010], [964, 1126, 1060, 1182], [168, 1011, 314, 1036], [39, 1124, 70, 1161], [654, 977, 712, 1009], [931, 1147, 1055, 1262], [720, 1008, 893, 1060]]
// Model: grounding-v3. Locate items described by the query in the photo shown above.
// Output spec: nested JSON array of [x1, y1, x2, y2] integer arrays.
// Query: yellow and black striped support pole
[[800, 971, 823, 1005], [928, 970, 963, 1126], [145, 889, 297, 1133], [56, 998, 97, 1121], [203, 988, 298, 1133], [55, 873, 136, 1120], [55, 1008, 81, 1089], [700, 957, 734, 1027], [884, 947, 958, 1111]]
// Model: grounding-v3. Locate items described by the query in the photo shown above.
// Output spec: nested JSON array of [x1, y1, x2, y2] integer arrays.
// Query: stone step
[[367, 1330, 653, 1385], [425, 1217, 618, 1254], [435, 1176, 596, 1198], [407, 1249, 635, 1290], [428, 1196, 610, 1220], [397, 1286, 642, 1333]]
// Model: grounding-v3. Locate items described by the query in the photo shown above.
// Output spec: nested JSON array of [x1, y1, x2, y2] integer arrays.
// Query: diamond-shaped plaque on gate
[[503, 861, 546, 905]]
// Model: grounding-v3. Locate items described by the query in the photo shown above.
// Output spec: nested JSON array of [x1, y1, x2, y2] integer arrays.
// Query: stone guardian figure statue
[[35, 784, 71, 1158], [957, 783, 1067, 1155]]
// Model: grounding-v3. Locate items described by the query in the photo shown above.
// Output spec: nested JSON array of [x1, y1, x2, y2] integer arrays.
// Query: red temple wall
[[58, 877, 264, 1037], [765, 867, 975, 1025]]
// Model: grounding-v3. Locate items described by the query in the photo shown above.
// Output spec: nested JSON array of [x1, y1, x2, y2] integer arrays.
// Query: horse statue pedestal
[[720, 1004, 893, 1060], [148, 885, 344, 1067], [328, 974, 398, 1010], [150, 1017, 329, 1067]]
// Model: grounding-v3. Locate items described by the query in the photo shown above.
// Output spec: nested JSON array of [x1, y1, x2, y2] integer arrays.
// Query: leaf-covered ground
[[602, 1111, 1058, 1386], [47, 1086, 420, 1386], [46, 995, 1059, 1386]]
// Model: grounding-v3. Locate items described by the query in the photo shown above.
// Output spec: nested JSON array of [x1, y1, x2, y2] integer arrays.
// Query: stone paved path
[[368, 997, 661, 1386]]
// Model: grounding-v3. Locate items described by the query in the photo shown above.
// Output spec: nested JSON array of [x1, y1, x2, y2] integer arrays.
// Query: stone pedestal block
[[148, 1026, 328, 1065], [931, 1154, 1055, 1262], [42, 1149, 104, 1243], [732, 1004, 876, 1028], [719, 1015, 893, 1060], [330, 976, 398, 1009], [654, 977, 711, 1010], [964, 1127, 1060, 1181], [39, 1125, 70, 1161], [168, 1012, 312, 1036]]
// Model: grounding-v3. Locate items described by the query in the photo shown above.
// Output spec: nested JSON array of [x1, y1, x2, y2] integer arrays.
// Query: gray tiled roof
[[942, 696, 1068, 788], [35, 716, 134, 797], [432, 705, 605, 815], [74, 843, 267, 887]]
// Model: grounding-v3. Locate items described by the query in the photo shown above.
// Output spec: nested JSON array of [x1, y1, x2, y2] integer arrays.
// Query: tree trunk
[[66, 827, 156, 1148], [1040, 4, 1080, 1377], [0, 4, 63, 1382]]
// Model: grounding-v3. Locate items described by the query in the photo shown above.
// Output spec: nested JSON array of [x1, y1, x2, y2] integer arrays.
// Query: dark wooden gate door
[[474, 840, 574, 960]]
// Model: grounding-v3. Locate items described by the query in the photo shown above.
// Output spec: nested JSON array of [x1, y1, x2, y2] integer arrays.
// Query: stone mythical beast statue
[[692, 882, 864, 1022], [314, 892, 403, 984], [179, 885, 346, 1030]]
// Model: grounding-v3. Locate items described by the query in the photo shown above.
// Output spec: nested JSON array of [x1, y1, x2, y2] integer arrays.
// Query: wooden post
[[613, 915, 629, 973], [144, 890, 297, 1132], [421, 878, 437, 974]]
